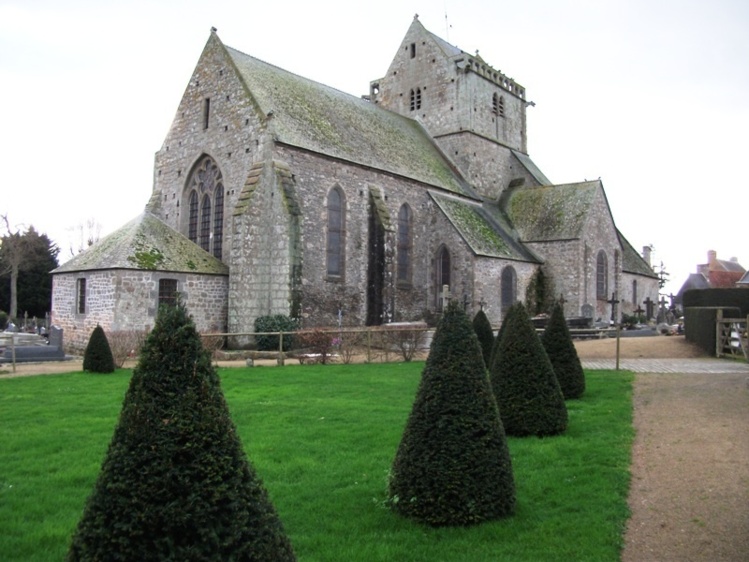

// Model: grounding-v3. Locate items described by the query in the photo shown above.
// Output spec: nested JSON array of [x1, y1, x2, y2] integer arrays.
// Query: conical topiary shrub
[[67, 303, 296, 561], [472, 308, 495, 369], [82, 324, 115, 373], [388, 300, 515, 526], [489, 302, 568, 437], [489, 312, 510, 369], [541, 303, 586, 399]]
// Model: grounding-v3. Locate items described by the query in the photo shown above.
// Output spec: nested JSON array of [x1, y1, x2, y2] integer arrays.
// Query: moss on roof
[[618, 230, 658, 278], [431, 193, 527, 259], [52, 213, 229, 275], [225, 46, 474, 198], [503, 181, 599, 241]]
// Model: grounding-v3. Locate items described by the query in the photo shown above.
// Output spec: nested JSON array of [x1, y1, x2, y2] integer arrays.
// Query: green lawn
[[0, 364, 632, 561]]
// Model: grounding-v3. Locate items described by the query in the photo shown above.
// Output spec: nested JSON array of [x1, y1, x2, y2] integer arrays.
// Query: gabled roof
[[53, 213, 229, 275], [512, 150, 551, 186], [675, 273, 710, 301], [617, 230, 658, 278], [501, 181, 601, 242], [430, 192, 539, 262], [710, 258, 745, 273], [223, 39, 476, 199]]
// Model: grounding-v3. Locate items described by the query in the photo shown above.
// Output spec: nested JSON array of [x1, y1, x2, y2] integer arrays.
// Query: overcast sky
[[2, 0, 748, 298]]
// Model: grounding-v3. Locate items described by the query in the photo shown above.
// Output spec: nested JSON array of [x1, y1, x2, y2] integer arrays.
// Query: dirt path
[[623, 372, 749, 561]]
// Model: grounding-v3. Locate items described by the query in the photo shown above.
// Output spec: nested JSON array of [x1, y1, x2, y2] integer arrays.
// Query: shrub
[[297, 329, 336, 364], [82, 325, 115, 373], [388, 300, 515, 526], [107, 330, 148, 368], [472, 309, 494, 369], [254, 315, 298, 351], [541, 303, 585, 399], [67, 303, 296, 561], [489, 302, 567, 437]]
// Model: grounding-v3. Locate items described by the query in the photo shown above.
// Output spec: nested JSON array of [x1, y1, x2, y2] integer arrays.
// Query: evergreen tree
[[388, 300, 515, 526], [489, 302, 568, 437], [0, 221, 59, 319], [541, 303, 585, 399], [471, 308, 494, 369], [68, 303, 295, 561], [82, 325, 115, 374]]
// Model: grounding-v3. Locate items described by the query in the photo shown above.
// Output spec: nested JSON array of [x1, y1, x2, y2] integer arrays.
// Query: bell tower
[[370, 15, 533, 199]]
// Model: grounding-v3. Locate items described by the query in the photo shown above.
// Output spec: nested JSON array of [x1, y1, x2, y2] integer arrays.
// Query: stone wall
[[148, 32, 265, 263], [371, 19, 529, 200], [52, 270, 228, 352]]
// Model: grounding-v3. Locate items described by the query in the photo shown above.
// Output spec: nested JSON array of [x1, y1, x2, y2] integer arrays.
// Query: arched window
[[188, 191, 199, 243], [397, 204, 412, 284], [213, 187, 224, 258], [596, 250, 608, 300], [436, 245, 450, 310], [200, 194, 211, 252], [185, 155, 224, 259], [327, 186, 345, 277], [492, 93, 505, 117], [501, 266, 517, 312]]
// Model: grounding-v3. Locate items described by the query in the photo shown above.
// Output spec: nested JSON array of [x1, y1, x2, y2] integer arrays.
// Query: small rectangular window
[[203, 98, 210, 129], [158, 279, 178, 308], [410, 42, 416, 58], [76, 278, 86, 314]]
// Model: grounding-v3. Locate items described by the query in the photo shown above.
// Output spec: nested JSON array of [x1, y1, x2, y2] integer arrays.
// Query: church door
[[366, 196, 385, 326]]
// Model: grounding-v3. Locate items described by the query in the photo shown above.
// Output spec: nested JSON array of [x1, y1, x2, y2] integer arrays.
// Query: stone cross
[[643, 297, 654, 320], [558, 293, 567, 314], [607, 292, 620, 324], [441, 284, 450, 310]]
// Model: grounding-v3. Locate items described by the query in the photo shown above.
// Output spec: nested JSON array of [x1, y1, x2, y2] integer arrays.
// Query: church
[[51, 16, 658, 351]]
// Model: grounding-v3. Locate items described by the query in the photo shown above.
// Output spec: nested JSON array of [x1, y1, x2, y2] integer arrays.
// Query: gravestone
[[48, 326, 63, 350], [0, 326, 66, 363], [581, 304, 594, 320]]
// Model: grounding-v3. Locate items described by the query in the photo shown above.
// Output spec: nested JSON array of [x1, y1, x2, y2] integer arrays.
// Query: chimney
[[708, 250, 717, 264], [642, 246, 652, 266]]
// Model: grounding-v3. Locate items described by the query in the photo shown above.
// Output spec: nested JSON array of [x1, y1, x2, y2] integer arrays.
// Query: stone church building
[[52, 16, 658, 350]]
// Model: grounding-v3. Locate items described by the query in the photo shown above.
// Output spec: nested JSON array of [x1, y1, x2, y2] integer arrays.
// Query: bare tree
[[66, 217, 102, 257], [0, 214, 27, 320]]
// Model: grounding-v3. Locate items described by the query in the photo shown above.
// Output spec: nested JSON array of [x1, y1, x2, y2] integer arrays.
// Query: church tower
[[370, 15, 532, 200]]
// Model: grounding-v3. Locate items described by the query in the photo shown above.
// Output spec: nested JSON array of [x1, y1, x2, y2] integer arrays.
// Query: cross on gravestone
[[643, 297, 654, 320], [478, 297, 486, 311], [440, 284, 450, 311], [462, 294, 470, 312], [634, 305, 645, 318], [558, 293, 567, 313], [607, 292, 620, 323]]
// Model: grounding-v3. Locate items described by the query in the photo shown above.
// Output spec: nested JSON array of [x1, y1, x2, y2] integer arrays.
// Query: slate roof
[[430, 192, 539, 261], [675, 273, 711, 302], [225, 44, 475, 199], [512, 150, 551, 186], [502, 181, 600, 241], [53, 213, 229, 275], [618, 230, 658, 278]]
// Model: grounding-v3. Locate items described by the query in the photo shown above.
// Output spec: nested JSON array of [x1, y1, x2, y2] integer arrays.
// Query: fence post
[[278, 332, 285, 366]]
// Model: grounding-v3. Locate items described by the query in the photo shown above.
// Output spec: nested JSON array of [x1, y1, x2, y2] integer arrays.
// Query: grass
[[0, 364, 633, 561]]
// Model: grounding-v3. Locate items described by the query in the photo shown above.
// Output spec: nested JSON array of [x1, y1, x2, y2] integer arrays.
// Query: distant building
[[675, 250, 747, 305], [51, 16, 658, 350]]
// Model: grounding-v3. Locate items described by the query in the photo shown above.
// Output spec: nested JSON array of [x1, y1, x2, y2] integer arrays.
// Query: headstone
[[581, 304, 594, 319], [49, 326, 63, 350]]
